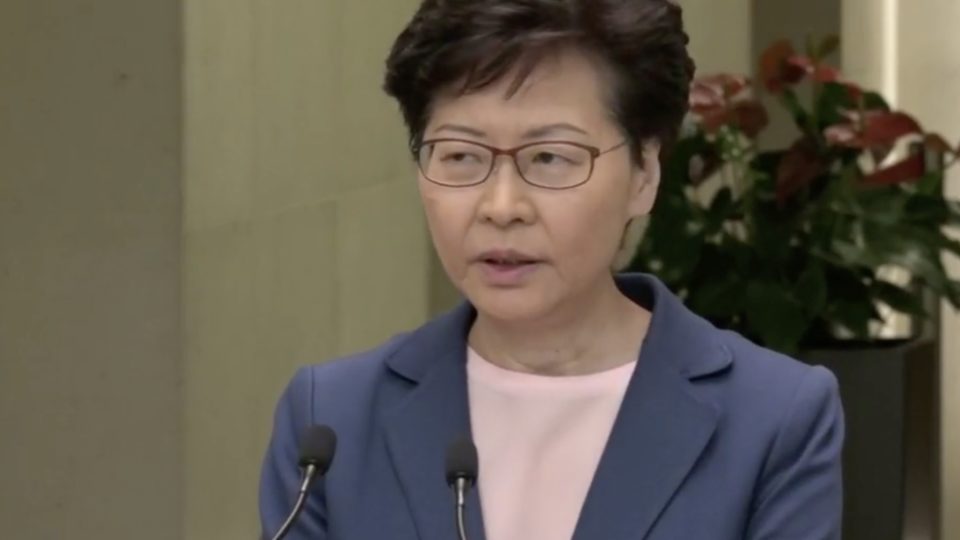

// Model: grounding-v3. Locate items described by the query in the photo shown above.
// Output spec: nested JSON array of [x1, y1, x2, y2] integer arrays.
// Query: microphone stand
[[453, 476, 469, 540], [271, 464, 319, 540]]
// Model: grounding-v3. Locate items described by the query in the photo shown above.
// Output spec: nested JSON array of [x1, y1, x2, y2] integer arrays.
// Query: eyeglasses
[[414, 138, 628, 190]]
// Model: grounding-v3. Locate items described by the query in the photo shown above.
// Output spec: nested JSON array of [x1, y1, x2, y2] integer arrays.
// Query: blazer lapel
[[382, 305, 487, 540], [380, 274, 728, 540], [572, 275, 730, 540]]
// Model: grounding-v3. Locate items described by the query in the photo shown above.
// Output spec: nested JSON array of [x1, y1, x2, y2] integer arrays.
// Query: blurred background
[[0, 0, 957, 538]]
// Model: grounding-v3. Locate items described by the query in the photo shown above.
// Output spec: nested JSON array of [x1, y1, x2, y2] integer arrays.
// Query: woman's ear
[[627, 141, 662, 218]]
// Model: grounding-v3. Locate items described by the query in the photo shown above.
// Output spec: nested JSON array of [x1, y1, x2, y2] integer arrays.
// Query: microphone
[[270, 424, 338, 540], [445, 436, 479, 540]]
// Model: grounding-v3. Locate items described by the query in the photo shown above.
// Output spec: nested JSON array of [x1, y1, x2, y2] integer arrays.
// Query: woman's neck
[[467, 277, 651, 376]]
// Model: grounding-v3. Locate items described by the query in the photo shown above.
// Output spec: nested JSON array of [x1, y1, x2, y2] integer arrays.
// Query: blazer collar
[[571, 274, 730, 539], [383, 273, 731, 540], [386, 273, 731, 383], [381, 301, 482, 540]]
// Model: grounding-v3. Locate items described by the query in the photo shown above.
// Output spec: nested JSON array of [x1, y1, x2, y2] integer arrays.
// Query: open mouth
[[480, 259, 540, 282], [475, 251, 543, 282]]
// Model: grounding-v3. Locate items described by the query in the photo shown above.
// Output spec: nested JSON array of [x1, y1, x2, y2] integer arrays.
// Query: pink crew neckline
[[466, 347, 638, 393]]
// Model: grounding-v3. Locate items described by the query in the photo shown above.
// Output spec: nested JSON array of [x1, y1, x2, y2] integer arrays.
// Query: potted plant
[[626, 37, 960, 539]]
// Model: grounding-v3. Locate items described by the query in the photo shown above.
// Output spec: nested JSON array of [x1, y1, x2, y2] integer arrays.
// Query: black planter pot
[[803, 339, 939, 540]]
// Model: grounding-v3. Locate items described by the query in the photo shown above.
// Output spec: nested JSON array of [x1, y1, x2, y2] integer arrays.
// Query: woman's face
[[419, 47, 660, 323]]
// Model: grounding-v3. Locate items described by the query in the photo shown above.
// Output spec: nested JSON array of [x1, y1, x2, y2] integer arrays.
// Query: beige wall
[[841, 0, 895, 98], [182, 0, 428, 537], [2, 0, 430, 538], [896, 2, 960, 535], [681, 0, 753, 75], [844, 1, 960, 536], [0, 1, 183, 539]]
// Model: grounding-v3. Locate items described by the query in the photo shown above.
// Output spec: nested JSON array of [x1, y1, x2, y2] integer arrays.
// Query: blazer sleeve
[[259, 367, 328, 540], [745, 365, 845, 540]]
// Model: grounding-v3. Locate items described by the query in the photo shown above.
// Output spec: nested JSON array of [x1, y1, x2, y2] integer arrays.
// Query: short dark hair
[[383, 0, 696, 158]]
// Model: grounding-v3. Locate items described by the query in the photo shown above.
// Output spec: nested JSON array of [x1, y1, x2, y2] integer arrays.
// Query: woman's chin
[[465, 284, 555, 324]]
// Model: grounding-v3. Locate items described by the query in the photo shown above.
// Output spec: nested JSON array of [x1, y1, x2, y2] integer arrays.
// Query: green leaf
[[752, 201, 801, 263], [855, 187, 907, 225], [949, 200, 960, 224], [816, 35, 841, 61], [924, 229, 960, 259], [905, 195, 960, 228], [688, 274, 745, 319], [903, 192, 952, 224], [817, 82, 857, 127], [827, 235, 947, 308], [710, 186, 734, 214], [805, 35, 819, 60], [662, 134, 717, 190], [744, 280, 810, 354], [915, 171, 944, 196], [946, 280, 960, 310], [826, 298, 880, 338], [894, 224, 960, 261], [796, 261, 828, 316], [862, 91, 891, 112], [830, 239, 876, 267], [872, 280, 926, 316], [779, 90, 813, 134], [637, 191, 706, 284], [891, 250, 952, 290], [705, 187, 734, 236]]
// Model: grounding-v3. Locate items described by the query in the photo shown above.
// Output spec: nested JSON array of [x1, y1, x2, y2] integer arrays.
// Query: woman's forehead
[[426, 49, 615, 138]]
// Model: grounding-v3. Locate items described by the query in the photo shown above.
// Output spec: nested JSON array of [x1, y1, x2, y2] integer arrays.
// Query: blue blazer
[[260, 274, 844, 539]]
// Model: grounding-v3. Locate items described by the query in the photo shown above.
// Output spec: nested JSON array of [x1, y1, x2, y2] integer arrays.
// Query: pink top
[[466, 347, 637, 540]]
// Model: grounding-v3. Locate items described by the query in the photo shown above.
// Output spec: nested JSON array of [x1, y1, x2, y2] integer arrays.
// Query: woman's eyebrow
[[431, 122, 591, 140], [521, 123, 590, 139], [432, 124, 488, 138]]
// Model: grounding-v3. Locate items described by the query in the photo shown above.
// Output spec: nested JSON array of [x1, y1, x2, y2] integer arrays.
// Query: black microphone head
[[298, 424, 337, 475], [445, 435, 478, 488]]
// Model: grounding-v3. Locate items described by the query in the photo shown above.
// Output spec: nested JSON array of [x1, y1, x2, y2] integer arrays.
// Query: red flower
[[825, 111, 923, 149], [861, 153, 926, 187], [777, 137, 824, 205], [760, 40, 807, 93], [689, 74, 768, 138], [760, 40, 859, 98]]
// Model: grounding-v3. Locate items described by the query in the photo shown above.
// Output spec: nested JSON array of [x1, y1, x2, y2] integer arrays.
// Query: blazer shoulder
[[320, 332, 407, 373], [300, 332, 409, 394], [717, 329, 836, 392], [708, 329, 841, 435], [276, 332, 411, 429], [713, 334, 844, 537]]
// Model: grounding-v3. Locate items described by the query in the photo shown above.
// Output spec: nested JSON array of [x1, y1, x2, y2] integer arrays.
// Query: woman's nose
[[476, 156, 536, 227]]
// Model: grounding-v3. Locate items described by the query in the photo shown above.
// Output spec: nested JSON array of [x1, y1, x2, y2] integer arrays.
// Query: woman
[[260, 1, 844, 539]]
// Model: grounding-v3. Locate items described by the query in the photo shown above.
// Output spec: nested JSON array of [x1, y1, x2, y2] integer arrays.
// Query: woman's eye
[[533, 152, 569, 165], [441, 152, 480, 163]]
